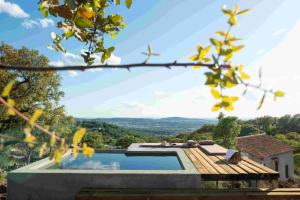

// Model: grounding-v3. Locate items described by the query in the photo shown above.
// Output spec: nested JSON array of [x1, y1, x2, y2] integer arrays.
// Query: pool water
[[51, 152, 183, 170]]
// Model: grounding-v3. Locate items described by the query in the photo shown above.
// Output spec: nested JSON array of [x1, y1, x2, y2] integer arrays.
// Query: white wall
[[248, 152, 294, 181]]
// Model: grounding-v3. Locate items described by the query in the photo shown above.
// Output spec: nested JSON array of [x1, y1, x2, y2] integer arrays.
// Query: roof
[[236, 134, 293, 159]]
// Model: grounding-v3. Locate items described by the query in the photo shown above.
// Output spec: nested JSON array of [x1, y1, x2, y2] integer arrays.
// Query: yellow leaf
[[24, 128, 36, 148], [232, 45, 245, 52], [224, 102, 234, 111], [125, 0, 132, 8], [233, 4, 239, 13], [229, 16, 237, 26], [93, 0, 101, 8], [39, 143, 47, 157], [7, 98, 15, 116], [200, 46, 211, 58], [212, 102, 221, 112], [240, 71, 250, 79], [222, 5, 232, 17], [2, 80, 15, 97], [73, 128, 86, 146], [72, 146, 79, 158], [82, 143, 94, 157], [54, 150, 62, 164], [237, 9, 250, 16], [193, 66, 201, 69], [29, 109, 43, 126], [190, 55, 198, 61], [50, 133, 56, 146], [274, 90, 285, 97], [231, 96, 239, 102], [211, 88, 221, 99], [78, 7, 95, 20]]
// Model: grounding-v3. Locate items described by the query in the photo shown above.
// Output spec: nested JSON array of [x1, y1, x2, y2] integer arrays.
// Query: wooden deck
[[184, 148, 279, 180], [76, 188, 300, 200]]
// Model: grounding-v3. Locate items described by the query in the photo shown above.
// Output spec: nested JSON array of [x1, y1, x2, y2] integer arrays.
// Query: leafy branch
[[0, 81, 94, 163], [39, 0, 132, 65]]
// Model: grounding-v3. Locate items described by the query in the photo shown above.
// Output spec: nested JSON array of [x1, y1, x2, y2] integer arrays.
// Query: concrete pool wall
[[8, 145, 202, 200]]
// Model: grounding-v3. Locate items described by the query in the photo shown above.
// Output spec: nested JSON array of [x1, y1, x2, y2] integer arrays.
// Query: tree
[[213, 116, 241, 148], [0, 43, 76, 166], [115, 135, 144, 149], [82, 131, 104, 149], [0, 43, 74, 137]]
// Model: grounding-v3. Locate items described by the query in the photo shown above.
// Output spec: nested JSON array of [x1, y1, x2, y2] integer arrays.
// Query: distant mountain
[[78, 117, 216, 136]]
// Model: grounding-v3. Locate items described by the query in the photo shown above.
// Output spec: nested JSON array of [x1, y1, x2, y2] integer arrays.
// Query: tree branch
[[0, 62, 215, 72], [0, 96, 61, 141]]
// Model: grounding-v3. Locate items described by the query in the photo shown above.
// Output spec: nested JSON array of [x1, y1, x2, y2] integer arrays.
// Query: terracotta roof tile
[[236, 134, 292, 159]]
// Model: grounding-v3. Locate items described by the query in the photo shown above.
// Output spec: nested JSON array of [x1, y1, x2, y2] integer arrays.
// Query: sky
[[1, 0, 300, 119]]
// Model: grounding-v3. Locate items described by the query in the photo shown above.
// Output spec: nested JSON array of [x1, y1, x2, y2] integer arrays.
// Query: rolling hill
[[78, 117, 216, 136]]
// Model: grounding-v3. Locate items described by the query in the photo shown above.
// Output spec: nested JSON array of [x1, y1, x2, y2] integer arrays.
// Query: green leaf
[[115, 0, 121, 5], [75, 17, 93, 28], [237, 9, 250, 15], [110, 15, 123, 24], [257, 92, 266, 110], [210, 38, 223, 46], [232, 45, 245, 52], [125, 0, 132, 8], [39, 2, 48, 17], [63, 31, 74, 39], [205, 72, 220, 87], [93, 0, 101, 8]]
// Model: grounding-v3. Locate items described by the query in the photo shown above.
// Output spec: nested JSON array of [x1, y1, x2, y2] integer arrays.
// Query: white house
[[236, 134, 294, 181]]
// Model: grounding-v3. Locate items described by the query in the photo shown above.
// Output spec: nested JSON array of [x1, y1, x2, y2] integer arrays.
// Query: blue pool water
[[53, 152, 183, 170]]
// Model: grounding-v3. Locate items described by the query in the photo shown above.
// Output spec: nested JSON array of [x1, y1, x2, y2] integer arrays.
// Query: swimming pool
[[8, 146, 200, 200], [51, 152, 183, 170]]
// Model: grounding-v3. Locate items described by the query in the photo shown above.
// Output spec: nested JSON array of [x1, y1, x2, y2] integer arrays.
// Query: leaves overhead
[[189, 4, 284, 112], [39, 0, 132, 65]]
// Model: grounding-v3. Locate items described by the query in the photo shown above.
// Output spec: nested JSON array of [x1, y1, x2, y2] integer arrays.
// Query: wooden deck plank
[[184, 149, 210, 174], [189, 148, 220, 174], [193, 148, 228, 174], [185, 148, 279, 180], [242, 157, 277, 174], [209, 155, 239, 175], [237, 162, 258, 174], [215, 155, 248, 174], [76, 188, 300, 200], [240, 160, 268, 174]]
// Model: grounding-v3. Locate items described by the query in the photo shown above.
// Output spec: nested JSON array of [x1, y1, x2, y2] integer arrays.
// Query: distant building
[[236, 134, 294, 181]]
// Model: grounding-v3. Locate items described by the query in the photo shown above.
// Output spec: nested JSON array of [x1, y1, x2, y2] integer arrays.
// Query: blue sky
[[1, 0, 300, 118]]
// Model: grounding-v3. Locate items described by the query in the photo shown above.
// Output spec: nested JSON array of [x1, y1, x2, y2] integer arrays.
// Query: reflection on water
[[51, 152, 183, 170], [62, 157, 120, 170]]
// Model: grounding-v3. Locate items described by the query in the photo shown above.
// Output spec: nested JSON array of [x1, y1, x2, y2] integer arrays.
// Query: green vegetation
[[213, 114, 241, 148], [92, 117, 216, 136]]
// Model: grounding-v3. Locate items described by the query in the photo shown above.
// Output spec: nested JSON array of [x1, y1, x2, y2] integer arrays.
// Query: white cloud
[[22, 18, 54, 29], [39, 18, 55, 28], [154, 91, 167, 98], [0, 0, 29, 18], [49, 51, 122, 77], [256, 49, 265, 55], [272, 28, 286, 36], [68, 70, 79, 77]]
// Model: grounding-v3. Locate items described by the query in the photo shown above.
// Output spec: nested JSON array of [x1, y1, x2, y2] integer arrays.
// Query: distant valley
[[77, 117, 217, 136]]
